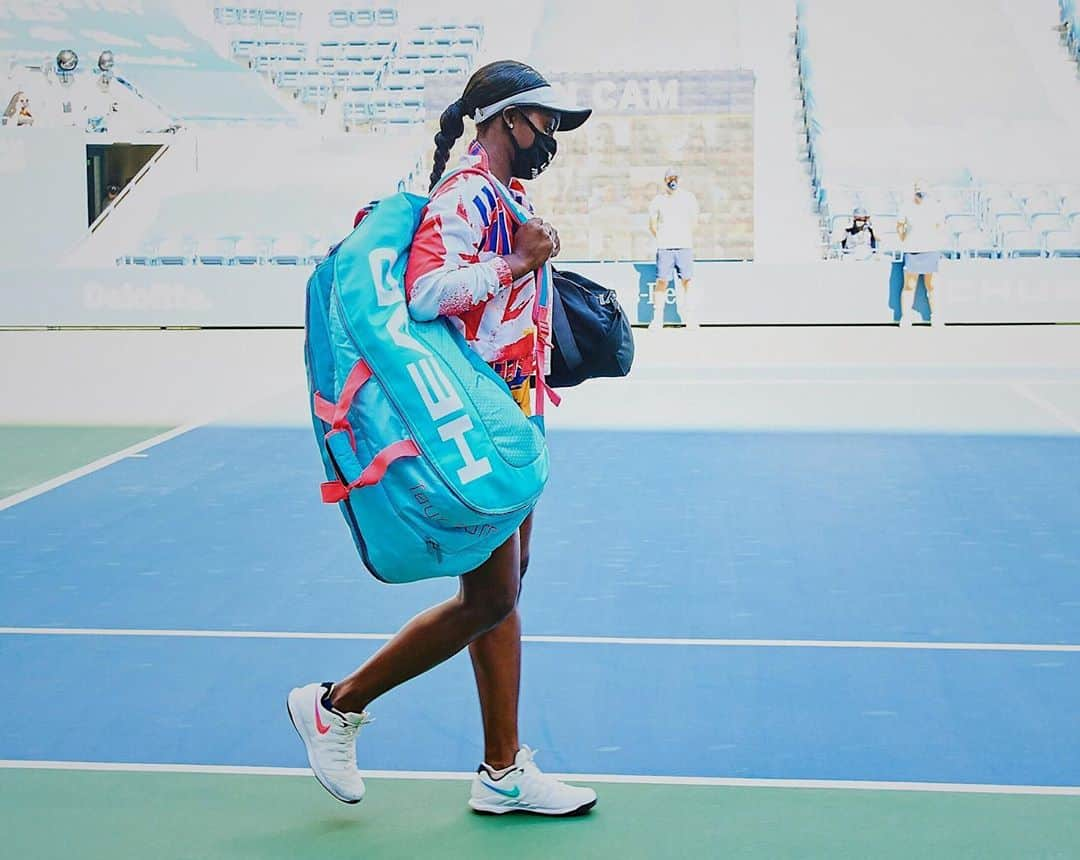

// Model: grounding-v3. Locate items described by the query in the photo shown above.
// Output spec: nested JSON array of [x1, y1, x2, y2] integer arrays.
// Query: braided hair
[[428, 60, 548, 191]]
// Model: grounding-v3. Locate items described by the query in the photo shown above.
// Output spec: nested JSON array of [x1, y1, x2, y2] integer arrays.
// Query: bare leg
[[679, 277, 695, 326], [924, 272, 936, 317], [330, 530, 522, 714], [901, 271, 919, 321], [651, 280, 669, 328], [469, 512, 534, 769]]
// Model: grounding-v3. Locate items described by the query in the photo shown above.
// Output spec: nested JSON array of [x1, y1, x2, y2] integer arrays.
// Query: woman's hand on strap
[[505, 218, 560, 278]]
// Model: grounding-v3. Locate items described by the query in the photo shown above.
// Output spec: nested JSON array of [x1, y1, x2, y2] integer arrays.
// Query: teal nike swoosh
[[480, 781, 521, 798]]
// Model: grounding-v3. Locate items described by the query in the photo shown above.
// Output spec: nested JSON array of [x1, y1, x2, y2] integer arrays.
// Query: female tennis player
[[288, 61, 596, 817]]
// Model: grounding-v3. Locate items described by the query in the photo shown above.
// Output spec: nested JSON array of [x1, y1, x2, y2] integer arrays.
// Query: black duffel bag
[[547, 269, 635, 389]]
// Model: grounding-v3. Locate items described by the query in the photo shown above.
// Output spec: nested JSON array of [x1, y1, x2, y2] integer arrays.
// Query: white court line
[[2, 627, 1078, 652], [2, 759, 1078, 796], [0, 423, 202, 512], [1011, 383, 1080, 434]]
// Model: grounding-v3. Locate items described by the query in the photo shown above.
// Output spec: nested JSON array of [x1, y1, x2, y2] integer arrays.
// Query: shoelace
[[514, 747, 572, 805], [326, 713, 372, 767]]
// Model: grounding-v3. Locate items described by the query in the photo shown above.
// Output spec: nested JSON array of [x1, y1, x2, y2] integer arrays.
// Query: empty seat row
[[832, 222, 1080, 259], [328, 8, 397, 28], [390, 56, 471, 77], [231, 39, 308, 59], [416, 22, 484, 35], [215, 6, 302, 28], [318, 39, 395, 60], [119, 235, 338, 267], [278, 68, 381, 91], [344, 101, 426, 123], [405, 33, 479, 50]]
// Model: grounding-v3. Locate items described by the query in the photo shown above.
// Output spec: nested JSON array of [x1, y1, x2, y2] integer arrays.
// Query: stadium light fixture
[[98, 50, 115, 87], [56, 48, 78, 83]]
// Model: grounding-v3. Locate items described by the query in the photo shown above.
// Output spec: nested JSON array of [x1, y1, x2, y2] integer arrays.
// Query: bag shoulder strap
[[549, 279, 583, 371], [430, 166, 559, 421]]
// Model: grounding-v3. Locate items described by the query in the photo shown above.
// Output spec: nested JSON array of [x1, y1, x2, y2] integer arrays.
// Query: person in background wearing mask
[[897, 180, 947, 327], [648, 167, 700, 329], [838, 206, 877, 260], [3, 91, 33, 126], [287, 60, 599, 819]]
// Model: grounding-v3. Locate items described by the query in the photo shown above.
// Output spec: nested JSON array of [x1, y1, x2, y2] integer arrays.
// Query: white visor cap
[[472, 85, 592, 132]]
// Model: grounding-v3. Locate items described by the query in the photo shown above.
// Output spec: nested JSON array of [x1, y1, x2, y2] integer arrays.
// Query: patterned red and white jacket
[[404, 140, 538, 404]]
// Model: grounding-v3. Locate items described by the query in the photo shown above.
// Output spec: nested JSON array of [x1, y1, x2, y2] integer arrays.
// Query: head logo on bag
[[304, 171, 551, 584], [370, 246, 493, 486]]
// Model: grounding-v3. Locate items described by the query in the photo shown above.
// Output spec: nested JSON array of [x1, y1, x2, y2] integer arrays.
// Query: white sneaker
[[899, 315, 912, 328], [469, 746, 597, 816], [287, 682, 371, 804]]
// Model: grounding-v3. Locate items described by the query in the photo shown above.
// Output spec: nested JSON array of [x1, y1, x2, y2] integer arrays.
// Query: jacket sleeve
[[404, 173, 515, 321]]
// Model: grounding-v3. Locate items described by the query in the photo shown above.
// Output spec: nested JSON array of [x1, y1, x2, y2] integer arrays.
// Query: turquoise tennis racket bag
[[304, 171, 554, 583]]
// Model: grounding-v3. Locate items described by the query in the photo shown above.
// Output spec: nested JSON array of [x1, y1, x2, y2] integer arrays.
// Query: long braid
[[429, 99, 466, 191]]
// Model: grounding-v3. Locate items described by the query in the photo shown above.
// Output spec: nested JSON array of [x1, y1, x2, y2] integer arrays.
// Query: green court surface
[[3, 769, 1079, 859], [0, 426, 170, 497]]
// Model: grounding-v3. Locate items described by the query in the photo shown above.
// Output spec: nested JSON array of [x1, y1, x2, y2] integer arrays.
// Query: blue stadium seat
[[995, 213, 1029, 235], [1001, 230, 1044, 259], [153, 237, 195, 266], [1045, 225, 1080, 258], [215, 7, 241, 26], [308, 238, 336, 265], [195, 237, 236, 266], [121, 239, 158, 266], [1031, 213, 1070, 235], [268, 234, 311, 265], [956, 229, 999, 259], [231, 236, 269, 265]]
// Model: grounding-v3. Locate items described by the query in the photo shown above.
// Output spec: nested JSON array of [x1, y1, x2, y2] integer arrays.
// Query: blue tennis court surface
[[2, 424, 1079, 788]]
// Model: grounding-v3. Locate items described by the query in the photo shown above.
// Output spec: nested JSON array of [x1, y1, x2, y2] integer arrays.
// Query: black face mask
[[667, 180, 678, 190], [507, 112, 557, 180]]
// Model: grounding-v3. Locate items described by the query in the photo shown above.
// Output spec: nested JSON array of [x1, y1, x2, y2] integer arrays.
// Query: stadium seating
[[110, 127, 428, 268], [800, 0, 1080, 259], [215, 7, 303, 29], [118, 234, 345, 268], [214, 4, 479, 128], [0, 2, 289, 122], [327, 8, 398, 28]]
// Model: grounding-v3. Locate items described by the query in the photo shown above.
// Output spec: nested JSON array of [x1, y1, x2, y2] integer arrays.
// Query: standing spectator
[[3, 91, 33, 126], [897, 180, 948, 327], [837, 206, 877, 260], [648, 167, 700, 329]]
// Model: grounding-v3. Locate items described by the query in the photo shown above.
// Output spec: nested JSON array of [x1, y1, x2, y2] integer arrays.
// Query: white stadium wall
[[0, 130, 89, 267], [3, 260, 1079, 328]]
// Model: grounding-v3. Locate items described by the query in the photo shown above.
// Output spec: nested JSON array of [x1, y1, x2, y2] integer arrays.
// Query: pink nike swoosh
[[314, 697, 332, 735]]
